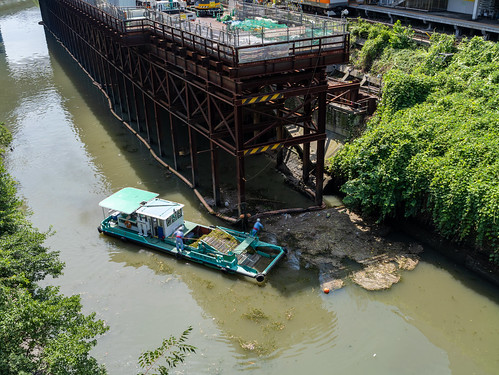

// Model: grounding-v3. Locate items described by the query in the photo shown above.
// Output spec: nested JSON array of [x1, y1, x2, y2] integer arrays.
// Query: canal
[[1, 2, 499, 374]]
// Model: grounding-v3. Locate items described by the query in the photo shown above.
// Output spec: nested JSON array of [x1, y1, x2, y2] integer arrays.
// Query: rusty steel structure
[[39, 0, 350, 215]]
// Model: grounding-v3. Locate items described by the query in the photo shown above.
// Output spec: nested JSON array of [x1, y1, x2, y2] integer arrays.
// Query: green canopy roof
[[99, 187, 159, 214]]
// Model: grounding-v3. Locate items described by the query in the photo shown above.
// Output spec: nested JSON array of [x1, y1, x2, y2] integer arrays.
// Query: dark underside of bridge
[[39, 0, 350, 215]]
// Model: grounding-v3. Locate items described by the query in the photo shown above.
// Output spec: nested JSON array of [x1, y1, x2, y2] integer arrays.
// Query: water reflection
[[108, 241, 338, 366], [3, 3, 499, 375], [348, 251, 499, 375], [1, 7, 50, 81], [42, 24, 341, 366]]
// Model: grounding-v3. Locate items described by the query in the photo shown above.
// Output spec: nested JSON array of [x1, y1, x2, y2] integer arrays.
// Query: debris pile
[[263, 207, 423, 291]]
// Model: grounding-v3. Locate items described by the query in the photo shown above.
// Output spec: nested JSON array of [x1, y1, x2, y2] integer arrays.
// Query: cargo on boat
[[98, 187, 287, 282]]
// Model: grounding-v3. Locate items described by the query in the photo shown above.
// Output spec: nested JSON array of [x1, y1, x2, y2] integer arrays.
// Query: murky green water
[[1, 2, 499, 374]]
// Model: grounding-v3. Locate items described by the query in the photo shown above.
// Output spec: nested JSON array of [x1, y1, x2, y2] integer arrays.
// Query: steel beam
[[39, 0, 349, 213]]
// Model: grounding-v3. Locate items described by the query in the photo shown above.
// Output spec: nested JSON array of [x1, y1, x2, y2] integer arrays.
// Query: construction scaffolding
[[39, 0, 350, 215], [86, 0, 348, 62]]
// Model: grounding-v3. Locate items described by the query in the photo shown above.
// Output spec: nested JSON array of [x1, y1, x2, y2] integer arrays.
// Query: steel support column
[[188, 126, 198, 187], [153, 102, 162, 156], [235, 104, 246, 216], [208, 94, 221, 206], [303, 95, 312, 183], [166, 72, 179, 170], [315, 90, 326, 206]]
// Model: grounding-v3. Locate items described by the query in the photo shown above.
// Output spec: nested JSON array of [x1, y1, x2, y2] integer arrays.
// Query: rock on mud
[[351, 262, 401, 290]]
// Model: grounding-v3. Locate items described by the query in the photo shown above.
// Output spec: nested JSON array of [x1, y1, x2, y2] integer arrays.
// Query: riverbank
[[230, 144, 499, 291], [208, 146, 423, 291], [260, 205, 422, 291]]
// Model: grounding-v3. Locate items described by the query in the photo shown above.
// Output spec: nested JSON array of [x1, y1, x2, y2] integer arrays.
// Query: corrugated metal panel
[[99, 187, 158, 214]]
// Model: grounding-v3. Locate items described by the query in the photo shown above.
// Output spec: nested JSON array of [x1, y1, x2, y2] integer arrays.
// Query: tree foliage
[[0, 123, 108, 374], [2, 122, 198, 373], [331, 27, 499, 263], [138, 326, 196, 375]]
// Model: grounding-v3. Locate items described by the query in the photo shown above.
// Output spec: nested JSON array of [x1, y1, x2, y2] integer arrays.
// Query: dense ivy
[[331, 24, 499, 263], [350, 19, 417, 72]]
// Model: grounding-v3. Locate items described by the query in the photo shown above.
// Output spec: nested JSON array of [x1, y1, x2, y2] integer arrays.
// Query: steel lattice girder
[[39, 0, 349, 208]]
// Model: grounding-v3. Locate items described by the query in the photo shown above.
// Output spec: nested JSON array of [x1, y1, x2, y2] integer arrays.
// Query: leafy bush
[[350, 20, 417, 71], [0, 123, 108, 374], [138, 326, 196, 375], [330, 32, 499, 263], [379, 70, 435, 114]]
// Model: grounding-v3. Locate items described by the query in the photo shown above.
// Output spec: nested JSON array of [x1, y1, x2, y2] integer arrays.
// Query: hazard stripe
[[243, 143, 283, 156], [242, 93, 283, 105]]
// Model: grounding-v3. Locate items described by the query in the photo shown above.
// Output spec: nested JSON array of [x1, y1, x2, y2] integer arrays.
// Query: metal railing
[[69, 0, 348, 64]]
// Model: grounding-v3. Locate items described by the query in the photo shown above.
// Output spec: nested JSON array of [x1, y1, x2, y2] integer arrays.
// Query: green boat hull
[[98, 217, 286, 282]]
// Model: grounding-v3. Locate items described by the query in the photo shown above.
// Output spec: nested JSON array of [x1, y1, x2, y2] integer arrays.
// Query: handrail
[[62, 0, 348, 65]]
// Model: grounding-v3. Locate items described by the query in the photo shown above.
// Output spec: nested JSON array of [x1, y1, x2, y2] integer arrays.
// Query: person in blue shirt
[[173, 227, 184, 252], [250, 218, 263, 237]]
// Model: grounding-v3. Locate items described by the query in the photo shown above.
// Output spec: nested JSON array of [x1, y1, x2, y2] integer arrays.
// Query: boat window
[[171, 208, 183, 222]]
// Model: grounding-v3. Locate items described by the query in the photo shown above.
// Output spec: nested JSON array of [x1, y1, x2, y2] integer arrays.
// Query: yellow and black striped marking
[[244, 143, 283, 156], [242, 93, 283, 105]]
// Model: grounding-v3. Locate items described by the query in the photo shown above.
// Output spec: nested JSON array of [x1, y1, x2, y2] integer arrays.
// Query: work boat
[[98, 187, 287, 282]]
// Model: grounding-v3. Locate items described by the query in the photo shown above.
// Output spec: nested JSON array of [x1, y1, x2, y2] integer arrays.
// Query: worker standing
[[250, 218, 263, 237], [173, 227, 184, 252]]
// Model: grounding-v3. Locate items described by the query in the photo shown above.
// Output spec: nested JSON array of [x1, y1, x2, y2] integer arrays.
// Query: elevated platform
[[39, 0, 351, 212], [92, 1, 349, 67]]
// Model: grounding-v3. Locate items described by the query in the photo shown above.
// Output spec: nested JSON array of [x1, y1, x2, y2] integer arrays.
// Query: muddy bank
[[258, 206, 422, 291], [259, 147, 421, 291], [206, 148, 422, 291]]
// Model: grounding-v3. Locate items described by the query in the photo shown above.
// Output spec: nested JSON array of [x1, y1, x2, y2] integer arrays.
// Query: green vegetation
[[0, 122, 108, 374], [1, 122, 198, 373], [330, 21, 499, 263], [350, 20, 420, 73], [138, 326, 196, 375]]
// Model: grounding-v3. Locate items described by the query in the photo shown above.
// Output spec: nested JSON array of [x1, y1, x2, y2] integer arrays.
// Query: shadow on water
[[420, 247, 499, 304], [6, 4, 499, 375], [385, 229, 499, 304], [43, 29, 312, 217], [41, 28, 343, 364]]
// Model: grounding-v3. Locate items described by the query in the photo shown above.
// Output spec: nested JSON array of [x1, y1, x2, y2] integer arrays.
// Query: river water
[[1, 2, 499, 374]]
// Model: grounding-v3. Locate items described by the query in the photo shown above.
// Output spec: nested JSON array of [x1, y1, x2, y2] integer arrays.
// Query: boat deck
[[100, 216, 285, 280]]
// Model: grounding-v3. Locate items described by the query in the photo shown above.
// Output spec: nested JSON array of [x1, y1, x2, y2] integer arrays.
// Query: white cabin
[[99, 187, 184, 239], [135, 197, 184, 238]]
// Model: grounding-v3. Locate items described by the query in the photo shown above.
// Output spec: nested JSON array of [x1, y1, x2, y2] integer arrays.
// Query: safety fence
[[74, 0, 348, 64]]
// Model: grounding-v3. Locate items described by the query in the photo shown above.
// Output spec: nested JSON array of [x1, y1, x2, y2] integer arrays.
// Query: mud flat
[[261, 207, 423, 291]]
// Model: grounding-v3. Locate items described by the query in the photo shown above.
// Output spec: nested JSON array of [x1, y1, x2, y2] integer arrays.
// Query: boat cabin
[[99, 187, 184, 239]]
